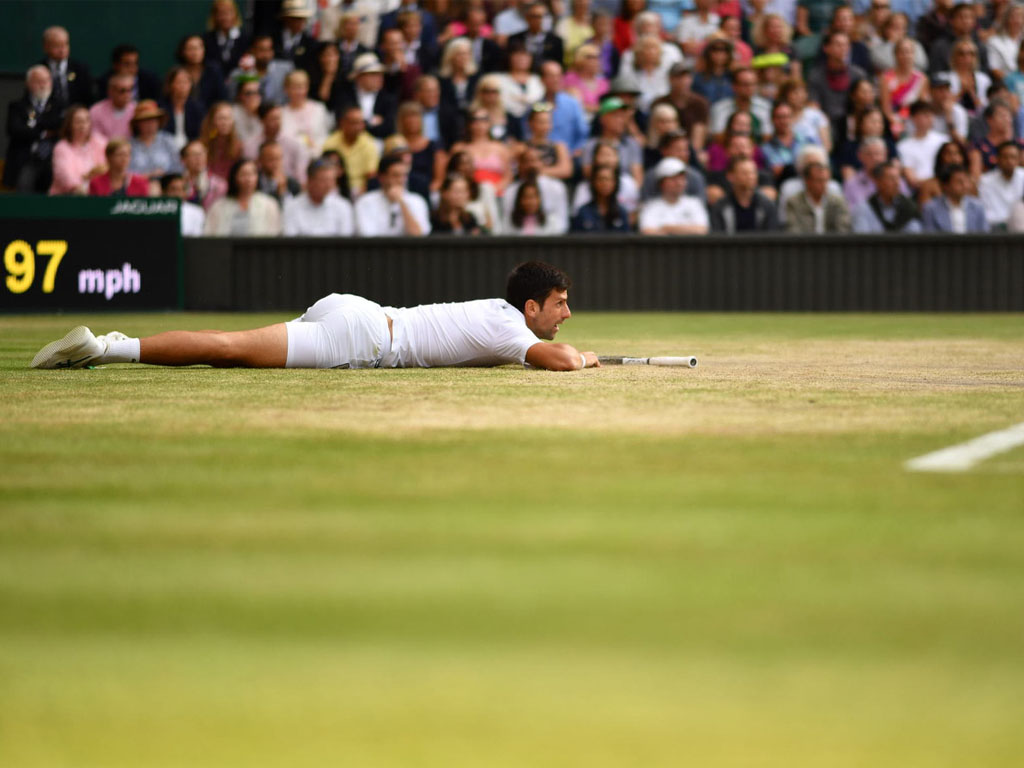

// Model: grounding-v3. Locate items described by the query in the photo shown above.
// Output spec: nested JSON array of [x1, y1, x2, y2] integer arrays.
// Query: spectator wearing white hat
[[638, 157, 709, 235], [340, 52, 399, 139]]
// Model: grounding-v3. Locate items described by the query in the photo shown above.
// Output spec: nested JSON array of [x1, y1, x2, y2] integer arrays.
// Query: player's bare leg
[[140, 323, 288, 367], [32, 323, 288, 369]]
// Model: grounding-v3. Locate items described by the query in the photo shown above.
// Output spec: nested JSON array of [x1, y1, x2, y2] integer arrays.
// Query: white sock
[[104, 337, 141, 364]]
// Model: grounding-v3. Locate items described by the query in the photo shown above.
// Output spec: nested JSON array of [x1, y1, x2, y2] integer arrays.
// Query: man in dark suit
[[461, 4, 504, 74], [340, 53, 399, 139], [203, 0, 251, 74], [4, 66, 63, 192], [336, 10, 370, 77], [275, 0, 318, 75], [40, 25, 94, 106], [98, 44, 162, 103], [414, 74, 460, 150], [377, 0, 438, 51], [508, 2, 563, 73]]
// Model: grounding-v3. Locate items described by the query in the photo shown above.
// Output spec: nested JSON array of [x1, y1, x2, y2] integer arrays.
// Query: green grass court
[[2, 311, 1023, 766]]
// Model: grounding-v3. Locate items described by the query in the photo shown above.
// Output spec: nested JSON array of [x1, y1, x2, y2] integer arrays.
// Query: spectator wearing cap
[[88, 138, 150, 197], [322, 105, 380, 196], [921, 164, 988, 232], [709, 68, 773, 142], [710, 157, 779, 232], [160, 173, 206, 236], [639, 158, 709, 235], [930, 74, 969, 144], [227, 36, 294, 105], [641, 130, 707, 203], [256, 139, 301, 204], [896, 100, 949, 195], [275, 0, 318, 75], [784, 160, 852, 233], [90, 74, 136, 141], [505, 146, 570, 233], [806, 32, 868, 126], [128, 100, 182, 179], [535, 61, 590, 155], [571, 163, 632, 233], [651, 62, 710, 154], [98, 44, 161, 103], [204, 0, 250, 75], [675, 0, 721, 61], [508, 2, 564, 74], [282, 158, 355, 236], [582, 97, 644, 186], [691, 38, 734, 105], [852, 161, 923, 233], [978, 140, 1024, 228], [354, 154, 431, 236], [563, 44, 610, 118], [4, 65, 62, 193], [39, 25, 95, 107]]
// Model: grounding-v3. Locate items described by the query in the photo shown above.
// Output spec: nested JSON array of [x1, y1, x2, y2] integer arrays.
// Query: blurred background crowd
[[7, 0, 1024, 237]]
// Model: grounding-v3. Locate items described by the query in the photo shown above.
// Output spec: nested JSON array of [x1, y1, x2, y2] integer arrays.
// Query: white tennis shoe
[[31, 326, 110, 369]]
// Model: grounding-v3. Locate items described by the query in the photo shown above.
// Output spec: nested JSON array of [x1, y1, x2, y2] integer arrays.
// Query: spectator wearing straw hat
[[128, 100, 182, 179], [340, 53, 399, 139], [275, 0, 318, 74]]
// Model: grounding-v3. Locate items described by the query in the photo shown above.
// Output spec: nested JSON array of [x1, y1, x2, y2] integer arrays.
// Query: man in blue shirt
[[531, 60, 590, 154]]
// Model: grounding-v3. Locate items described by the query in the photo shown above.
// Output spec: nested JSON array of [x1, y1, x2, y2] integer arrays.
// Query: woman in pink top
[[88, 139, 151, 197], [50, 105, 108, 195], [563, 43, 609, 116]]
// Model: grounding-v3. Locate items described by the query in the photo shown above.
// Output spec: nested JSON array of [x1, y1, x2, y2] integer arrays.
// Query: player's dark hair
[[506, 261, 571, 313]]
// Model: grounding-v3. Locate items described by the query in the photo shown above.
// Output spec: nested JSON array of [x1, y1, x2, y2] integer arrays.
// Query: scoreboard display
[[0, 197, 181, 311]]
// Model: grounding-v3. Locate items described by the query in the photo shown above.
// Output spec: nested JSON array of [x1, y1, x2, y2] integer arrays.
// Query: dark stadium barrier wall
[[184, 235, 1024, 313]]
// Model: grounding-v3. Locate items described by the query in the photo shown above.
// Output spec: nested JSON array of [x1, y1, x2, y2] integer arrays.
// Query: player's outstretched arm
[[525, 342, 601, 371]]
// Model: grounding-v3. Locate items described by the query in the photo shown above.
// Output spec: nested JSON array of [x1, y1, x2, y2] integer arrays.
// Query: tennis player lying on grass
[[32, 261, 601, 372]]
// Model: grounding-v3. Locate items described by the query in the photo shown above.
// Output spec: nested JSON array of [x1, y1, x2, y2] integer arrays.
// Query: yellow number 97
[[4, 240, 35, 294]]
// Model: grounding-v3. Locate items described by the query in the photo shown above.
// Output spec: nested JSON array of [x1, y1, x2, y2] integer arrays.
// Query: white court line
[[905, 421, 1024, 473]]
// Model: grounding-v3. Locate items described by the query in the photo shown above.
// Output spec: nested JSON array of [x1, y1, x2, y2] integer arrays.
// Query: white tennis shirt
[[381, 299, 541, 368]]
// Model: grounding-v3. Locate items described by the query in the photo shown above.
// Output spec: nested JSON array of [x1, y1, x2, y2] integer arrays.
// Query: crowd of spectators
[[8, 0, 1024, 237]]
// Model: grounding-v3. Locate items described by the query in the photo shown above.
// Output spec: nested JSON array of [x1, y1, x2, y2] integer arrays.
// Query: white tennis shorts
[[285, 293, 391, 369]]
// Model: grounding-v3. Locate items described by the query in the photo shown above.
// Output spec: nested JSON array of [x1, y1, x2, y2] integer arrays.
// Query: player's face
[[527, 289, 571, 340]]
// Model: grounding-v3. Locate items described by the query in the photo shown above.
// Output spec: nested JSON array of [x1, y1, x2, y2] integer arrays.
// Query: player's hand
[[584, 351, 601, 368]]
